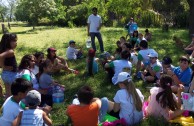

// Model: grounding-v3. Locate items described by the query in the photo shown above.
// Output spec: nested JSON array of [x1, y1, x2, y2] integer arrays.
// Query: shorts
[[1, 70, 17, 85]]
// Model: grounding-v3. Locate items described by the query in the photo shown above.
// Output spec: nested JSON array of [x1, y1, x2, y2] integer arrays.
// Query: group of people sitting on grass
[[0, 29, 194, 126]]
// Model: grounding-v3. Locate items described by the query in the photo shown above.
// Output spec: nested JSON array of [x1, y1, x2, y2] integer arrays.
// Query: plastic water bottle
[[86, 37, 92, 48]]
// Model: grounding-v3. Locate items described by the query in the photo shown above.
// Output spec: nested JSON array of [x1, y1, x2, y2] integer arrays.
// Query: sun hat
[[25, 90, 41, 106], [115, 72, 132, 85], [148, 52, 158, 58]]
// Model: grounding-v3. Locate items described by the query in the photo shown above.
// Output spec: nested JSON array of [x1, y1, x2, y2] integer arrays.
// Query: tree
[[7, 0, 16, 22], [187, 0, 194, 35], [0, 0, 8, 22]]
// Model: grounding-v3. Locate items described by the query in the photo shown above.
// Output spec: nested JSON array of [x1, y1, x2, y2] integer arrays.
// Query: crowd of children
[[0, 26, 194, 126]]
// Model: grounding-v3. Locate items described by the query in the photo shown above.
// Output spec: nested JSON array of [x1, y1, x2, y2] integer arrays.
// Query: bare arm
[[113, 102, 120, 112], [12, 111, 23, 126], [42, 111, 52, 126]]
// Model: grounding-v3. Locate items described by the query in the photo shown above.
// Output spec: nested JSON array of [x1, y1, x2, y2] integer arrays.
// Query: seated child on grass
[[114, 40, 122, 60], [12, 90, 52, 126], [66, 40, 83, 60], [32, 52, 44, 76], [0, 78, 32, 126], [141, 52, 162, 83], [145, 75, 184, 121]]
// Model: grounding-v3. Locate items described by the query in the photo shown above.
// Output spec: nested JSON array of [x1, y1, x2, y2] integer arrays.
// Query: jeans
[[90, 32, 104, 52]]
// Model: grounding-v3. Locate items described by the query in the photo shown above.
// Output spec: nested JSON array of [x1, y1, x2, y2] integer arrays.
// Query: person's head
[[0, 33, 17, 53], [148, 52, 158, 64], [11, 78, 32, 100], [77, 86, 94, 104], [162, 56, 172, 69], [19, 54, 36, 70], [120, 50, 131, 60], [130, 17, 134, 23], [34, 52, 44, 65], [138, 33, 143, 39], [69, 40, 76, 48], [92, 7, 97, 16], [139, 40, 148, 49], [122, 43, 132, 51], [39, 59, 52, 74], [133, 30, 138, 38], [47, 47, 57, 60], [120, 36, 126, 44], [156, 74, 177, 111], [115, 72, 142, 111], [145, 29, 149, 33], [116, 40, 121, 48], [25, 90, 41, 107], [179, 56, 190, 71]]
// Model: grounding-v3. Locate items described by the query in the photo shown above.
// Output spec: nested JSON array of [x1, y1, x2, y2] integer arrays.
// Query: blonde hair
[[122, 80, 142, 111]]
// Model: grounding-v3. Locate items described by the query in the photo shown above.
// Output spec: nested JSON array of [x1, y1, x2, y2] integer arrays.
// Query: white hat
[[115, 72, 132, 85], [148, 52, 158, 58]]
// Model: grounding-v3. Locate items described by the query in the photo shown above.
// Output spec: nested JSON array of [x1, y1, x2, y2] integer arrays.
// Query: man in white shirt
[[87, 7, 104, 53]]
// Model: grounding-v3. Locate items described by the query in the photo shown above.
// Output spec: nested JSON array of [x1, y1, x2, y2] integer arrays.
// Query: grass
[[0, 22, 190, 125]]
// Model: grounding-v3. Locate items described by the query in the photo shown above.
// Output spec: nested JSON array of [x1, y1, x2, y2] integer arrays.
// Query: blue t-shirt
[[173, 67, 192, 87]]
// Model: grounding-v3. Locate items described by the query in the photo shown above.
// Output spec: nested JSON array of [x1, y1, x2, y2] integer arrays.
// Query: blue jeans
[[90, 32, 104, 52], [1, 70, 17, 85]]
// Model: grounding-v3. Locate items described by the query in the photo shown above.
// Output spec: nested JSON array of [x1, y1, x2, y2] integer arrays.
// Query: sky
[[1, 0, 8, 6]]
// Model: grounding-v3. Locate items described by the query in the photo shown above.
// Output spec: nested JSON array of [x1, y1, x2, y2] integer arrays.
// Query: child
[[66, 86, 101, 126], [12, 90, 52, 126], [87, 49, 98, 76], [32, 52, 44, 75], [66, 40, 83, 60], [129, 30, 138, 48], [161, 56, 174, 74], [0, 78, 32, 126], [114, 40, 122, 60], [39, 59, 64, 106], [104, 72, 144, 125], [141, 51, 162, 83], [144, 29, 152, 41], [145, 75, 184, 120], [0, 33, 18, 98]]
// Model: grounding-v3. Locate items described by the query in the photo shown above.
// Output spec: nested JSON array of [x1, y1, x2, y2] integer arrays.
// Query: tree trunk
[[187, 0, 194, 36], [0, 13, 4, 22]]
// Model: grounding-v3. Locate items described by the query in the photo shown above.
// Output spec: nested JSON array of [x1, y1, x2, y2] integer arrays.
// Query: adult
[[87, 7, 104, 53], [125, 17, 138, 38]]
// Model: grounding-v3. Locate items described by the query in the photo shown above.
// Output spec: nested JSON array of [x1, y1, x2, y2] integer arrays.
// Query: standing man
[[87, 7, 104, 53]]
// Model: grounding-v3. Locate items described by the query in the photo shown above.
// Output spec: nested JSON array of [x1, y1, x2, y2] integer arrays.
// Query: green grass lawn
[[0, 23, 190, 125]]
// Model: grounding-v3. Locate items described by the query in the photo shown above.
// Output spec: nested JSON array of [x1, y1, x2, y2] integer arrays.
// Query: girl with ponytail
[[145, 74, 184, 120]]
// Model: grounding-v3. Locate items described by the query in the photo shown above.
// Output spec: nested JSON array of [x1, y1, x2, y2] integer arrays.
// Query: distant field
[[0, 23, 189, 125]]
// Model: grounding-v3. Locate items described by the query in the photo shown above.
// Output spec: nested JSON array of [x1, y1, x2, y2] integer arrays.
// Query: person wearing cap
[[167, 56, 192, 93], [0, 78, 32, 126], [47, 47, 76, 73], [12, 90, 52, 126], [102, 72, 144, 125], [141, 51, 162, 83], [66, 40, 83, 60], [144, 29, 152, 41], [87, 7, 104, 53], [161, 56, 175, 74], [105, 50, 132, 85], [184, 34, 194, 56]]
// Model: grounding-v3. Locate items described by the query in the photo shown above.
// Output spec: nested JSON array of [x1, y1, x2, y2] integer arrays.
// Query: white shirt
[[0, 96, 23, 126], [87, 14, 102, 33], [114, 89, 144, 125], [66, 46, 78, 60]]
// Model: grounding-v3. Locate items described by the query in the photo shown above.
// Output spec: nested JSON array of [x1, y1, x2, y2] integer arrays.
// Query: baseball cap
[[47, 47, 56, 52], [162, 56, 172, 65], [25, 90, 41, 106], [148, 52, 158, 58], [115, 72, 131, 85], [69, 40, 76, 45]]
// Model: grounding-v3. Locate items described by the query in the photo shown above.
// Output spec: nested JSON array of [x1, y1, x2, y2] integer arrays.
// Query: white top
[[112, 60, 132, 85], [138, 49, 156, 65], [113, 89, 144, 125], [87, 14, 102, 33], [32, 65, 39, 75], [20, 109, 44, 126], [66, 46, 78, 60], [0, 96, 23, 126]]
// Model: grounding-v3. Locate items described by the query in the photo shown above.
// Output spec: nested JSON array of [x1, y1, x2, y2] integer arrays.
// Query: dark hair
[[139, 40, 148, 48], [92, 7, 97, 11], [78, 86, 94, 104], [132, 30, 139, 38], [121, 50, 131, 60], [0, 33, 17, 53], [179, 56, 190, 64], [47, 50, 56, 63], [120, 36, 126, 41], [34, 52, 44, 59], [123, 43, 132, 50], [11, 78, 32, 95], [19, 54, 35, 70], [39, 59, 51, 77], [156, 75, 178, 111]]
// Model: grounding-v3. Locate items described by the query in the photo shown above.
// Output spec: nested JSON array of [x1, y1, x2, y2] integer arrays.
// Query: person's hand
[[178, 84, 184, 93], [166, 68, 174, 76], [43, 105, 52, 115]]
